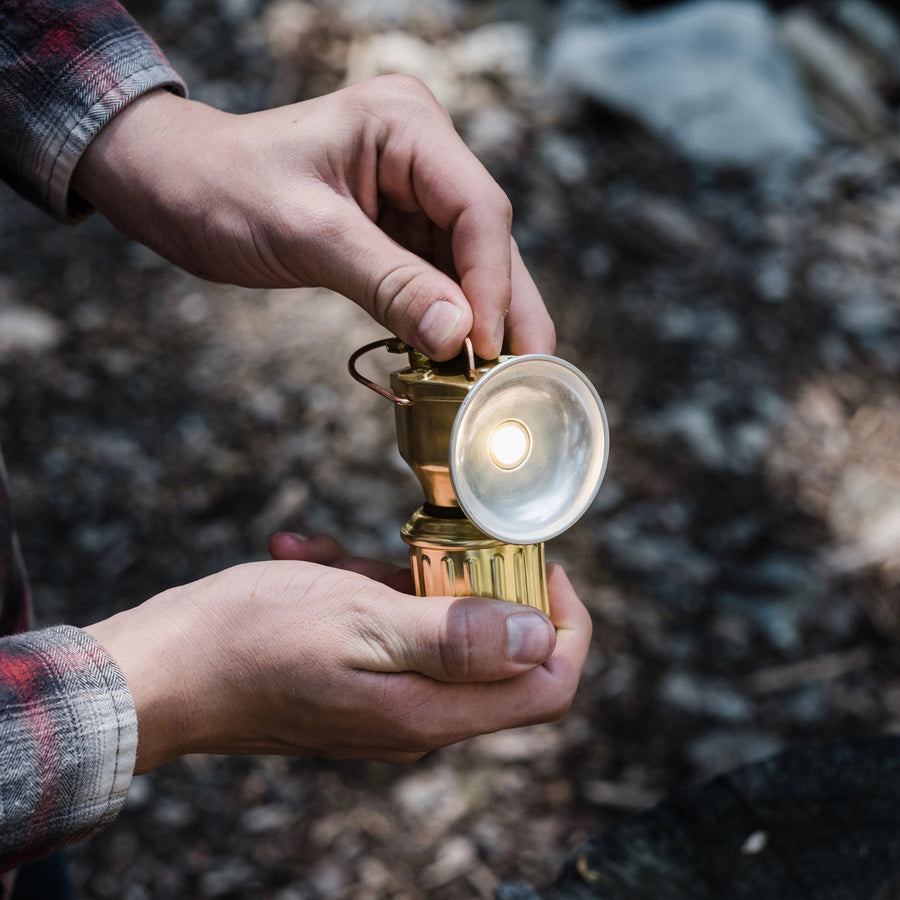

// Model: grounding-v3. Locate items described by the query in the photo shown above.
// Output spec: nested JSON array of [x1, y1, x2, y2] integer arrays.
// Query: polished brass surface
[[348, 338, 606, 612], [390, 348, 511, 509], [401, 506, 549, 613]]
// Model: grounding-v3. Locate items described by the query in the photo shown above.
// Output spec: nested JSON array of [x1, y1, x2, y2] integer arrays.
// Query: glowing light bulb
[[488, 419, 532, 470]]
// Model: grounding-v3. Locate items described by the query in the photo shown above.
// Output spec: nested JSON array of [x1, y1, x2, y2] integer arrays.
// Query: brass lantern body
[[349, 337, 608, 616], [350, 340, 549, 613], [390, 348, 549, 613]]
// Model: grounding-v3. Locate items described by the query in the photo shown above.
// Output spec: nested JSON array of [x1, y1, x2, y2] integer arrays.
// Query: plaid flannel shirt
[[0, 0, 186, 221], [1, 0, 187, 872], [0, 453, 137, 875]]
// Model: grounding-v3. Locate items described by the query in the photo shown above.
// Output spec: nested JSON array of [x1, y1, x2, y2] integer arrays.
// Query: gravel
[[2, 0, 899, 896]]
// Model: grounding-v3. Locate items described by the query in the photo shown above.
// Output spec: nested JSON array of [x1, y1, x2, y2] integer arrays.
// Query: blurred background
[[1, 0, 899, 896]]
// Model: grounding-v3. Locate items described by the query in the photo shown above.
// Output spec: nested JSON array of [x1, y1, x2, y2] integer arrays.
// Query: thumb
[[369, 595, 557, 683], [313, 200, 474, 360]]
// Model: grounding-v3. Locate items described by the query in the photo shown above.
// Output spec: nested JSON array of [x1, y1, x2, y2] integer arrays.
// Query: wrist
[[85, 588, 196, 774], [71, 90, 223, 260], [72, 89, 181, 206]]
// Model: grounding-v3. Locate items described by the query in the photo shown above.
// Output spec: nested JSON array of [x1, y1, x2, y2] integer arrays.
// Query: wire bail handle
[[348, 337, 477, 406]]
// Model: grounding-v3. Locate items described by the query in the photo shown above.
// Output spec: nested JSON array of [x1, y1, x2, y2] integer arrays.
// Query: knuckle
[[374, 73, 436, 107], [370, 264, 429, 328], [438, 602, 476, 681], [359, 73, 450, 126], [468, 183, 513, 233], [493, 189, 513, 225]]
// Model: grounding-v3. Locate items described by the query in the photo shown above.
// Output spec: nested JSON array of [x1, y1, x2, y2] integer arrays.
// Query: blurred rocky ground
[[1, 0, 899, 897]]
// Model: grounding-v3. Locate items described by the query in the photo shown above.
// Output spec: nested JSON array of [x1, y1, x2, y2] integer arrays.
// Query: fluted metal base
[[401, 507, 549, 614]]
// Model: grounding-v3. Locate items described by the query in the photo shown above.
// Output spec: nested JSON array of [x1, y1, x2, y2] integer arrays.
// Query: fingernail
[[492, 316, 505, 354], [506, 612, 554, 664], [418, 300, 463, 356]]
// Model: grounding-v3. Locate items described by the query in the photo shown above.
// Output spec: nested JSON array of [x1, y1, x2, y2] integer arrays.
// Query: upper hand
[[71, 76, 555, 361]]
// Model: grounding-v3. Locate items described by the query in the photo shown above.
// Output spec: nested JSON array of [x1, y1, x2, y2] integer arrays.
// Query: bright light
[[488, 419, 531, 470]]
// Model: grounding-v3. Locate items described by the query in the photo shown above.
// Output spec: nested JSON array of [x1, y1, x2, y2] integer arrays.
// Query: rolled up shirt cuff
[[0, 3, 187, 222], [0, 624, 137, 870], [47, 38, 187, 222]]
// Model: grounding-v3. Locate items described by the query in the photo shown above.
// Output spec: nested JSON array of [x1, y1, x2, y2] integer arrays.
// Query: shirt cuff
[[0, 625, 137, 869], [48, 37, 187, 222]]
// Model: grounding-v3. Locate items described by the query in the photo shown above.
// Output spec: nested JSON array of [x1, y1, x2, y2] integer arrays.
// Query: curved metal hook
[[347, 338, 412, 406]]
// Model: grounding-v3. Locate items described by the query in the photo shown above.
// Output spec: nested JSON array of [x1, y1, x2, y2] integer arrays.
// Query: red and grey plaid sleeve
[[0, 452, 30, 639], [1, 452, 137, 869], [0, 0, 187, 222], [0, 625, 137, 872]]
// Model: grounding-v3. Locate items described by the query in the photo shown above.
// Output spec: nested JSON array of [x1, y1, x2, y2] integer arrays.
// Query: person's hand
[[71, 76, 555, 361], [268, 530, 416, 591], [84, 534, 591, 773]]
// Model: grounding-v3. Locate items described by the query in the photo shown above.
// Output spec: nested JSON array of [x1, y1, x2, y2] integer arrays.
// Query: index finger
[[376, 80, 551, 358], [505, 238, 556, 355]]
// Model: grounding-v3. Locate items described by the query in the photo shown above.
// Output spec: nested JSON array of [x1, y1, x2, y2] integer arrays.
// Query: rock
[[553, 0, 625, 30], [582, 779, 662, 811], [465, 104, 527, 162], [250, 477, 311, 542], [343, 20, 536, 119], [344, 31, 463, 111], [830, 467, 900, 578], [833, 0, 900, 82], [422, 835, 477, 889], [308, 860, 348, 896], [0, 303, 63, 357], [656, 306, 739, 344], [638, 402, 728, 469], [754, 249, 792, 303], [321, 0, 459, 29], [685, 729, 785, 778], [599, 505, 719, 593], [152, 797, 194, 828], [496, 884, 542, 900], [452, 21, 535, 97], [778, 8, 890, 140], [768, 384, 900, 595], [659, 670, 754, 722], [469, 724, 564, 763], [536, 132, 590, 186], [835, 288, 897, 337], [240, 803, 295, 833], [393, 766, 461, 819], [543, 738, 900, 899], [544, 0, 820, 172], [199, 860, 255, 897], [606, 192, 715, 260]]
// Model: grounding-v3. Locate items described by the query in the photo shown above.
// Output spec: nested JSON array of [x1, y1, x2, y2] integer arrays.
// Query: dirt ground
[[1, 0, 899, 897]]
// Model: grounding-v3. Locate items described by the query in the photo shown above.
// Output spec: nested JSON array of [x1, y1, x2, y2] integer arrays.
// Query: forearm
[[0, 626, 136, 871], [0, 0, 186, 221]]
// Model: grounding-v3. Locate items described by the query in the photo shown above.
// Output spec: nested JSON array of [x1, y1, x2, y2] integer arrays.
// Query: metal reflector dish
[[449, 355, 609, 544]]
